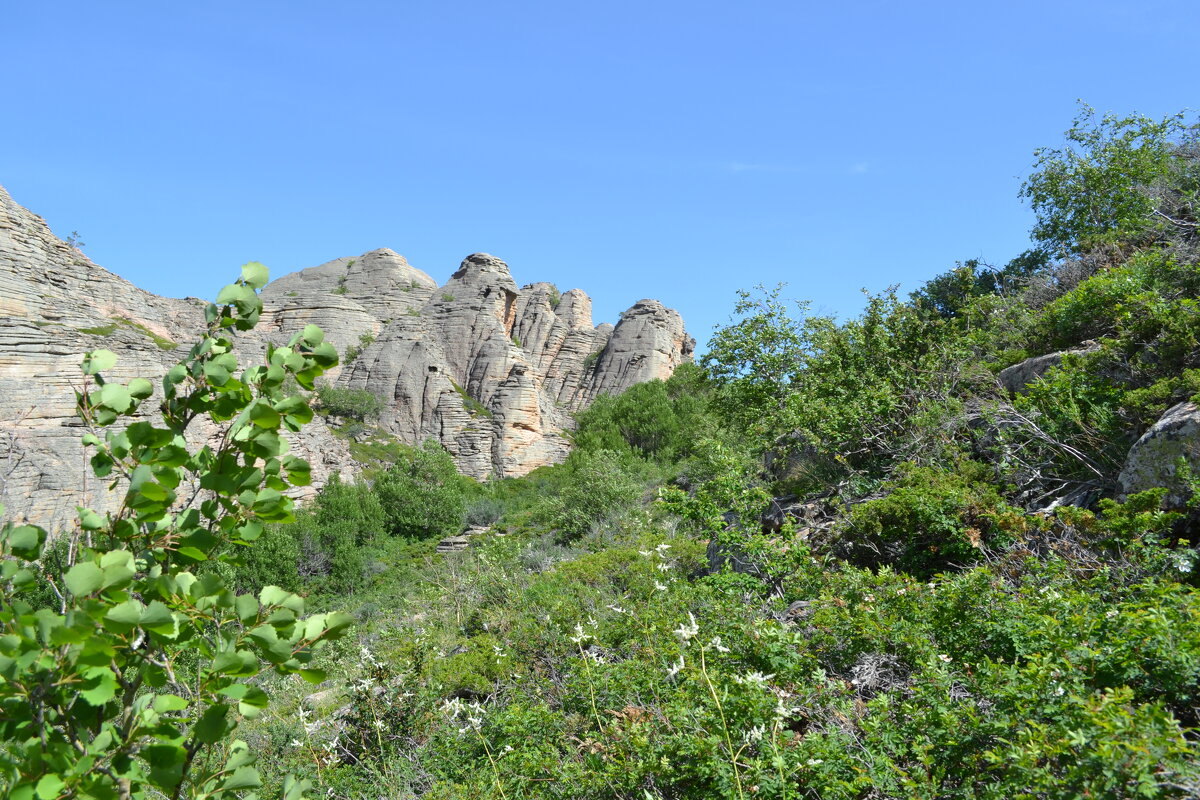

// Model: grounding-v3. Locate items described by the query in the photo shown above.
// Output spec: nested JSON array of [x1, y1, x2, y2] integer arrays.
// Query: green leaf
[[203, 360, 230, 386], [140, 601, 175, 633], [195, 703, 230, 744], [299, 668, 327, 684], [235, 594, 259, 623], [7, 525, 46, 559], [249, 402, 281, 429], [211, 649, 258, 676], [153, 694, 189, 713], [301, 323, 324, 345], [82, 349, 118, 375], [222, 766, 262, 791], [104, 599, 145, 634], [78, 507, 106, 531], [34, 774, 64, 800], [216, 282, 255, 306], [236, 686, 269, 718], [128, 377, 154, 400], [65, 562, 103, 596], [240, 262, 270, 290], [97, 383, 133, 413], [322, 612, 355, 639], [79, 666, 118, 706]]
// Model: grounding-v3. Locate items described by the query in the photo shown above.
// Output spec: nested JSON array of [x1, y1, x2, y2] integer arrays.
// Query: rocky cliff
[[0, 185, 694, 528]]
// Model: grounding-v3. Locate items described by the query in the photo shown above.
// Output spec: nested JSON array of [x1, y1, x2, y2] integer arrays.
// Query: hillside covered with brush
[[3, 106, 1200, 800]]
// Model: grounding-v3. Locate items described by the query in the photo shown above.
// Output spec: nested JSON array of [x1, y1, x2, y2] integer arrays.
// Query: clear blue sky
[[3, 1, 1196, 351]]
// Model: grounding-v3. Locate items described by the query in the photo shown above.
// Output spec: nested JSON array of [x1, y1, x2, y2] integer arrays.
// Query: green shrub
[[845, 462, 1017, 574], [0, 264, 350, 800], [315, 385, 384, 421], [376, 440, 466, 539], [541, 449, 644, 541]]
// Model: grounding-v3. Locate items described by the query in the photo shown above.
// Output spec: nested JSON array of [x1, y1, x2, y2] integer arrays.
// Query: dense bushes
[[314, 385, 384, 421], [376, 439, 467, 540], [126, 108, 1200, 798]]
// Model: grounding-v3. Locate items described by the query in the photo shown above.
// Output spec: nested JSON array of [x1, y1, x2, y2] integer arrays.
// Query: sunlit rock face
[[335, 252, 695, 479], [0, 185, 693, 526]]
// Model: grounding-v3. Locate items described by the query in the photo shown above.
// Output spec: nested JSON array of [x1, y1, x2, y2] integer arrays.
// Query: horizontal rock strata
[[0, 184, 694, 527]]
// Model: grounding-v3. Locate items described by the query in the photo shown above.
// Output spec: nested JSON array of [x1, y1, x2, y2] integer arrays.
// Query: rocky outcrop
[[331, 252, 694, 479], [0, 185, 356, 531], [997, 343, 1100, 394], [0, 184, 694, 527], [1117, 401, 1200, 508]]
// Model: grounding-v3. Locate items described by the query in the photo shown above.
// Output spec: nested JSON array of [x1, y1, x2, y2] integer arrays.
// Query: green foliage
[[376, 440, 466, 539], [0, 264, 350, 800], [844, 462, 1018, 574], [702, 284, 809, 440], [1021, 104, 1200, 255], [342, 331, 375, 364], [571, 365, 718, 466], [541, 449, 644, 541], [450, 381, 491, 417], [314, 385, 383, 421]]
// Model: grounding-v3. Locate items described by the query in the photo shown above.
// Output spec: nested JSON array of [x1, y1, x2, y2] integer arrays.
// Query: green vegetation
[[313, 385, 383, 421], [6, 107, 1200, 798], [343, 331, 376, 364], [450, 380, 492, 418], [0, 264, 349, 800], [78, 317, 178, 349]]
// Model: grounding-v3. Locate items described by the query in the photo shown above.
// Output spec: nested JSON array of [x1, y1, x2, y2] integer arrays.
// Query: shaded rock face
[[0, 185, 694, 526], [1117, 401, 1200, 508]]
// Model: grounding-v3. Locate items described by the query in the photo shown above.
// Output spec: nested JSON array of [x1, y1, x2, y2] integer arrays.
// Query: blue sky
[[2, 1, 1196, 351]]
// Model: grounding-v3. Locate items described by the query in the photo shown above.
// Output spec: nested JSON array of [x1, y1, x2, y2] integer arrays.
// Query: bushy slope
[[225, 107, 1200, 798]]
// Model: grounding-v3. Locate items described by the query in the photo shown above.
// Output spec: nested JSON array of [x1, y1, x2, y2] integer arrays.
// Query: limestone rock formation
[[1117, 401, 1200, 508], [333, 252, 694, 478], [0, 184, 694, 526], [0, 185, 356, 531]]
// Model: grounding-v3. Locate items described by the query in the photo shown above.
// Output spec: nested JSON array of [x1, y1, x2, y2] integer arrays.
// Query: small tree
[[1021, 105, 1199, 256], [0, 263, 351, 799], [375, 440, 466, 539]]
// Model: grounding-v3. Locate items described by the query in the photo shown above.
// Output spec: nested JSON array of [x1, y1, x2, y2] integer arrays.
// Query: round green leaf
[[82, 349, 117, 375], [65, 561, 103, 596], [240, 261, 270, 290]]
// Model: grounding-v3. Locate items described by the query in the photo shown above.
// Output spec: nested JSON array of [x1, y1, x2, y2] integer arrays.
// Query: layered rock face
[[308, 252, 695, 478], [0, 186, 358, 530], [0, 184, 694, 527]]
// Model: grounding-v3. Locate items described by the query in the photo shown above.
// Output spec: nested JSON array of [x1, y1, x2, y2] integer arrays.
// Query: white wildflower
[[656, 562, 672, 573], [607, 604, 627, 614], [734, 671, 774, 687], [570, 622, 590, 645], [674, 612, 699, 642], [1105, 609, 1119, 619], [639, 550, 653, 557], [655, 543, 672, 555], [654, 581, 668, 592], [806, 758, 823, 767], [745, 724, 765, 743], [938, 654, 951, 663], [666, 655, 686, 678], [707, 636, 730, 654]]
